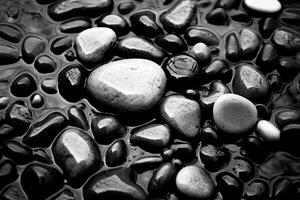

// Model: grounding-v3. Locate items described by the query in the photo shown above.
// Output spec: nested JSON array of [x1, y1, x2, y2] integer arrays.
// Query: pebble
[[75, 27, 117, 66], [96, 14, 129, 36], [0, 160, 18, 190], [268, 74, 282, 92], [33, 148, 52, 164], [272, 178, 294, 199], [225, 32, 240, 61], [185, 27, 219, 46], [200, 144, 229, 171], [52, 128, 102, 188], [176, 166, 216, 199], [118, 2, 136, 15], [256, 43, 279, 72], [239, 28, 261, 59], [49, 189, 77, 200], [281, 124, 300, 156], [34, 55, 57, 74], [0, 24, 24, 43], [280, 8, 300, 27], [188, 42, 211, 65], [0, 96, 9, 110], [216, 0, 239, 9], [241, 136, 268, 163], [0, 44, 20, 65], [244, 179, 269, 200], [130, 124, 172, 153], [10, 73, 37, 97], [48, 0, 113, 21], [278, 58, 300, 80], [58, 63, 86, 102], [171, 143, 195, 163], [105, 140, 128, 167], [83, 167, 147, 200], [50, 36, 73, 55], [213, 93, 258, 136], [200, 120, 220, 145], [59, 18, 92, 33], [148, 162, 177, 196], [23, 111, 67, 147], [203, 58, 229, 81], [244, 0, 282, 13], [275, 108, 300, 128], [256, 120, 280, 142], [232, 157, 255, 182], [20, 163, 64, 200], [68, 106, 89, 130], [231, 10, 251, 23], [0, 183, 26, 200], [21, 35, 46, 64], [272, 28, 300, 54], [2, 140, 33, 165], [130, 11, 163, 38], [206, 8, 228, 26], [41, 77, 57, 94], [117, 37, 165, 63], [0, 124, 15, 142], [87, 59, 166, 113], [259, 17, 277, 38], [232, 63, 270, 102], [130, 156, 163, 173], [216, 172, 243, 200], [160, 95, 201, 139], [155, 34, 187, 54], [91, 113, 126, 145], [160, 0, 196, 32]]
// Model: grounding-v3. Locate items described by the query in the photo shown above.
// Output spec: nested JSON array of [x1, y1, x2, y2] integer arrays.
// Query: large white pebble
[[244, 0, 282, 13], [256, 120, 280, 142], [213, 93, 258, 135], [86, 59, 166, 113]]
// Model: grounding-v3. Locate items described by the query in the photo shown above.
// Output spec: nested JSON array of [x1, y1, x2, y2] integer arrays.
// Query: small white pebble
[[256, 120, 280, 142]]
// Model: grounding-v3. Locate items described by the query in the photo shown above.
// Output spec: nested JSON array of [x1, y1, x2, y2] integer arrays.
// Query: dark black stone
[[64, 50, 76, 62], [130, 156, 164, 173], [96, 14, 129, 36], [34, 55, 57, 74], [10, 73, 37, 97], [272, 178, 294, 200], [255, 103, 271, 119], [268, 74, 282, 92], [256, 43, 279, 72], [240, 136, 268, 163], [21, 35, 46, 64], [49, 188, 77, 200], [41, 78, 57, 94], [0, 24, 24, 43], [200, 120, 220, 145], [30, 93, 44, 109], [0, 183, 27, 200], [185, 27, 219, 46], [278, 58, 300, 80], [155, 34, 187, 54], [225, 32, 240, 61], [231, 157, 255, 182], [33, 148, 52, 164], [215, 0, 240, 9], [171, 143, 195, 163], [59, 18, 92, 33], [203, 58, 229, 81], [206, 8, 228, 25], [0, 96, 9, 110], [105, 139, 127, 167], [0, 44, 20, 65], [243, 179, 269, 200], [118, 2, 136, 15], [0, 160, 18, 190], [216, 172, 243, 200], [200, 144, 229, 171], [0, 124, 15, 142], [51, 36, 73, 55], [259, 17, 277, 38], [281, 124, 300, 156], [280, 8, 300, 28], [2, 140, 33, 165], [68, 106, 89, 130], [231, 10, 251, 23]]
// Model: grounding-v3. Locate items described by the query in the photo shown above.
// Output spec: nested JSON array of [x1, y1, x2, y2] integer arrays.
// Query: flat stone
[[160, 95, 201, 139], [176, 166, 216, 199], [87, 59, 166, 113], [213, 93, 258, 136], [245, 0, 282, 13], [75, 27, 117, 66]]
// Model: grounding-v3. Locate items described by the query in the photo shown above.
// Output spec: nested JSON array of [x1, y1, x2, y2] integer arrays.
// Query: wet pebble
[[87, 59, 166, 113], [118, 2, 136, 15], [0, 124, 15, 142], [280, 8, 300, 27], [130, 156, 163, 173], [216, 0, 239, 9], [41, 77, 57, 94], [75, 27, 117, 66], [0, 160, 18, 190], [68, 106, 89, 130], [213, 93, 258, 136], [21, 35, 46, 64], [160, 0, 196, 32], [2, 140, 33, 165], [160, 95, 201, 139], [259, 17, 277, 38], [244, 0, 282, 13], [49, 188, 77, 200], [275, 108, 300, 128], [231, 10, 251, 23], [34, 55, 57, 74], [130, 123, 172, 153], [48, 0, 113, 21], [176, 166, 216, 199], [0, 44, 20, 65], [232, 157, 255, 182], [33, 148, 52, 164], [155, 34, 187, 54], [10, 73, 37, 97], [91, 113, 126, 145], [240, 136, 268, 162], [256, 43, 278, 72], [272, 28, 300, 54], [206, 8, 228, 26], [188, 42, 211, 65], [0, 183, 26, 200], [29, 93, 44, 109], [0, 96, 9, 110], [20, 163, 64, 200], [50, 36, 73, 55], [185, 27, 219, 46], [268, 74, 282, 92], [59, 18, 92, 33], [52, 128, 102, 188], [225, 32, 240, 61], [96, 14, 129, 36], [216, 172, 243, 200], [83, 167, 147, 200], [256, 120, 280, 142], [171, 143, 195, 163], [239, 28, 261, 59], [200, 144, 229, 171], [278, 57, 300, 80], [272, 178, 294, 199], [243, 179, 269, 200], [105, 140, 127, 167], [0, 24, 24, 43], [281, 124, 300, 156], [117, 37, 165, 62], [203, 58, 229, 81]]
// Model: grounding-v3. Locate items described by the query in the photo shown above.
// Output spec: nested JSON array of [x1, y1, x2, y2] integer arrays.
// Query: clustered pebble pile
[[0, 0, 300, 199]]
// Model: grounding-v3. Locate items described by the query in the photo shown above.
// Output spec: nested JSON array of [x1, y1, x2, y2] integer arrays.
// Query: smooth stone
[[50, 36, 73, 55], [256, 120, 280, 142], [232, 63, 270, 102], [64, 50, 76, 61], [58, 63, 86, 102], [160, 95, 201, 139], [30, 93, 44, 109], [176, 166, 216, 199], [20, 163, 64, 200], [41, 78, 57, 94], [87, 59, 166, 113], [203, 58, 229, 81], [225, 32, 240, 61], [244, 0, 282, 13], [280, 8, 300, 27], [0, 96, 9, 110], [117, 37, 165, 63], [130, 11, 163, 38], [2, 140, 33, 165], [231, 10, 251, 23], [0, 44, 20, 65], [118, 2, 136, 14], [48, 0, 113, 21], [275, 109, 300, 128], [268, 74, 282, 92], [160, 0, 196, 32], [259, 17, 277, 38], [105, 140, 127, 167], [5, 101, 33, 135], [10, 73, 37, 97], [278, 58, 300, 80], [188, 42, 211, 65], [272, 28, 300, 54], [23, 112, 67, 147], [75, 27, 117, 66], [49, 189, 77, 200], [130, 156, 163, 173], [0, 160, 18, 190], [0, 24, 24, 43], [83, 167, 147, 200], [96, 14, 129, 36], [216, 0, 239, 9], [216, 172, 243, 199], [200, 144, 229, 171], [33, 149, 52, 164], [185, 27, 219, 46], [256, 43, 279, 71], [272, 178, 294, 199], [68, 106, 89, 130], [148, 162, 177, 196], [231, 157, 255, 182], [60, 18, 92, 33], [34, 55, 57, 74], [240, 136, 268, 162], [91, 113, 126, 145], [281, 124, 300, 155], [36, 0, 57, 4], [244, 179, 269, 200], [21, 35, 46, 64], [171, 143, 195, 163], [0, 184, 26, 200], [240, 28, 261, 59], [213, 93, 258, 135], [200, 120, 220, 145], [52, 128, 102, 188], [130, 123, 172, 153], [155, 34, 187, 54], [255, 104, 271, 119], [206, 8, 228, 26], [200, 90, 229, 110]]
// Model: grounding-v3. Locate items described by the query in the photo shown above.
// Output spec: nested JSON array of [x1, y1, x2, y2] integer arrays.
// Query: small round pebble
[[244, 0, 282, 13], [213, 93, 258, 135], [256, 120, 280, 142]]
